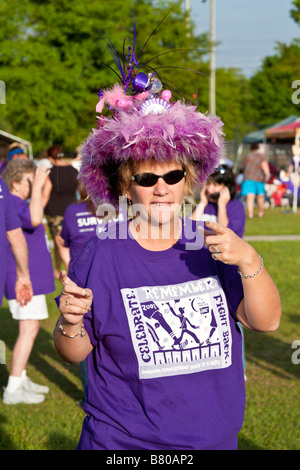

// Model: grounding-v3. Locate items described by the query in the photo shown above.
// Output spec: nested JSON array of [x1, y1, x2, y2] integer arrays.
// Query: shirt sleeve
[[67, 236, 101, 346], [217, 262, 244, 320], [226, 200, 246, 238], [16, 199, 34, 230], [1, 180, 21, 231], [60, 211, 70, 247]]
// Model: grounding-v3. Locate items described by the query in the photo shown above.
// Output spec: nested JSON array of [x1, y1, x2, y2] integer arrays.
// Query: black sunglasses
[[131, 169, 186, 187]]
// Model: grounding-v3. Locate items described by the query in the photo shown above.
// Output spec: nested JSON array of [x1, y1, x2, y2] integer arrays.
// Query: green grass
[[0, 283, 85, 450], [0, 208, 299, 450], [238, 240, 300, 450], [244, 206, 300, 236]]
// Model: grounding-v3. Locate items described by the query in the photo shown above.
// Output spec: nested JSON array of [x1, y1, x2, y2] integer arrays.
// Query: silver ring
[[65, 297, 70, 306], [213, 252, 218, 260], [61, 287, 67, 296]]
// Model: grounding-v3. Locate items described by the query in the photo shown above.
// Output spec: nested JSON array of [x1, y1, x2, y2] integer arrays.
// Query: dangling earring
[[126, 194, 132, 218]]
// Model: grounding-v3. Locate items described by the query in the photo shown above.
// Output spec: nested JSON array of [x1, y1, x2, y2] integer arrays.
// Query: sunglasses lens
[[132, 170, 186, 187], [163, 170, 186, 184], [133, 173, 158, 187]]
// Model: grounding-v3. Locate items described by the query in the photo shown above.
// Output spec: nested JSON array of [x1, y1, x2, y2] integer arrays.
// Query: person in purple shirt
[[0, 178, 32, 307], [191, 165, 247, 377], [2, 159, 55, 405], [52, 68, 281, 450], [61, 185, 127, 271], [60, 184, 127, 405], [191, 165, 246, 238]]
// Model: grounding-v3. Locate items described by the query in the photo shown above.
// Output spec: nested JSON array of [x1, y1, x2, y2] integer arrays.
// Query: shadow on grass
[[0, 414, 16, 450], [46, 432, 79, 450], [0, 413, 79, 450], [244, 327, 299, 381], [0, 306, 83, 401], [238, 435, 265, 450]]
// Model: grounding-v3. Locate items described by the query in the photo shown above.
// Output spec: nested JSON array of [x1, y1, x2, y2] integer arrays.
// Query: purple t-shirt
[[0, 179, 21, 305], [61, 201, 127, 270], [5, 195, 55, 299], [203, 199, 246, 238], [61, 201, 99, 270], [69, 220, 245, 450]]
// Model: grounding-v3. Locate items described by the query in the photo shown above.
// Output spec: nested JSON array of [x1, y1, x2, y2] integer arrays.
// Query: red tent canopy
[[265, 119, 300, 139]]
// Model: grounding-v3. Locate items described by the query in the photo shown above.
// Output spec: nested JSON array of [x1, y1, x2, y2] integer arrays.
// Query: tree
[[291, 0, 300, 24], [248, 40, 300, 124], [0, 0, 210, 154]]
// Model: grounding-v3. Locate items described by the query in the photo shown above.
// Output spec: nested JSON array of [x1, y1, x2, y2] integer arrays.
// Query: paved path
[[244, 235, 300, 241]]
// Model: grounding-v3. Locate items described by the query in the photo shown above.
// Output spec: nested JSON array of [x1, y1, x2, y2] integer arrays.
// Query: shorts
[[241, 179, 265, 196], [45, 215, 64, 238], [8, 294, 49, 321]]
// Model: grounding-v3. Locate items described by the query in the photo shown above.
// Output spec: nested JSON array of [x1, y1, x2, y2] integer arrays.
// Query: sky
[[190, 0, 300, 77]]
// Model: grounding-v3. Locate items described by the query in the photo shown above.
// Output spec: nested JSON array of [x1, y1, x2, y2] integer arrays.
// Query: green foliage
[[0, 0, 210, 153], [291, 0, 300, 23], [1, 0, 299, 155], [215, 68, 252, 140], [248, 40, 300, 124]]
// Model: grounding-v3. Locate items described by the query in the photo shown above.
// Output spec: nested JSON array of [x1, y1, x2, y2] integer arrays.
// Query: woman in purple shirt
[[2, 159, 55, 405], [52, 66, 281, 449], [191, 165, 245, 238]]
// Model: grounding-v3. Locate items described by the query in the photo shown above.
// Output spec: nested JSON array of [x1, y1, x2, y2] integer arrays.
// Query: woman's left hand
[[204, 220, 257, 270]]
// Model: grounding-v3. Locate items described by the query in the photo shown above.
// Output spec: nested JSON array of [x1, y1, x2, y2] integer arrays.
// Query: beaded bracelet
[[238, 255, 264, 279], [57, 315, 86, 339]]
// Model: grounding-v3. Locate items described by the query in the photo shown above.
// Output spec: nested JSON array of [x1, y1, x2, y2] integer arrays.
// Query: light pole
[[187, 0, 216, 113], [185, 0, 191, 37], [209, 0, 216, 115]]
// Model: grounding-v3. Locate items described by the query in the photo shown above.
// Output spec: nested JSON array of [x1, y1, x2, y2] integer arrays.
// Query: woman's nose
[[153, 177, 169, 195]]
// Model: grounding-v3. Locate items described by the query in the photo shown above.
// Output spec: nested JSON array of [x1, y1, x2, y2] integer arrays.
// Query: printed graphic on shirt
[[75, 211, 101, 233], [75, 211, 125, 233], [121, 276, 232, 379]]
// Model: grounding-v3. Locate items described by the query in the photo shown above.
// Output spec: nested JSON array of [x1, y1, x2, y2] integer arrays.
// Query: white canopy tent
[[0, 130, 33, 159]]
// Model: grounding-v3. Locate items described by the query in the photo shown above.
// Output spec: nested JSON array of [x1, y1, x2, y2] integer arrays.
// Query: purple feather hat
[[79, 16, 225, 207], [80, 93, 224, 206]]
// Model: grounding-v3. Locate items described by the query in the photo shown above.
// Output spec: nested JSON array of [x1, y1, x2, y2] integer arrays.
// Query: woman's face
[[126, 160, 186, 229], [205, 178, 225, 202], [13, 172, 34, 200]]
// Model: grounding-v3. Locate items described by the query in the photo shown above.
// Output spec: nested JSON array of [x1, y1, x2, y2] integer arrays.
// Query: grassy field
[[0, 207, 299, 450], [244, 206, 300, 236]]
